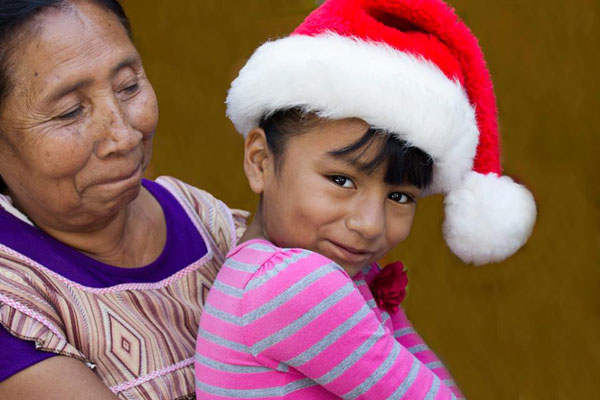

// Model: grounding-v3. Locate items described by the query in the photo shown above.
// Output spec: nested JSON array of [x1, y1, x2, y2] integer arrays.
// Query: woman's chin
[[76, 178, 144, 225], [82, 164, 144, 202], [102, 180, 142, 211]]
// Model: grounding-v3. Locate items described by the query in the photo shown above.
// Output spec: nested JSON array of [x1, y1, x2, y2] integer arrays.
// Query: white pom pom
[[443, 171, 537, 265]]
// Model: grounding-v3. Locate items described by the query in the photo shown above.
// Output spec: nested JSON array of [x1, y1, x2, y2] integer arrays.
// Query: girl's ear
[[243, 128, 273, 194]]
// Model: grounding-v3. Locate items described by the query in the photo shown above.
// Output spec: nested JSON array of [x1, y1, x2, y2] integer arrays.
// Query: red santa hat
[[226, 0, 536, 265]]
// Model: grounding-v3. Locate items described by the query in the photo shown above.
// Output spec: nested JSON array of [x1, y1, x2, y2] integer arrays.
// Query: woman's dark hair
[[0, 0, 131, 192], [260, 108, 434, 189]]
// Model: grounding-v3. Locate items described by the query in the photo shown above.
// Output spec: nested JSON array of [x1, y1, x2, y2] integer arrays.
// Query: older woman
[[0, 1, 245, 398]]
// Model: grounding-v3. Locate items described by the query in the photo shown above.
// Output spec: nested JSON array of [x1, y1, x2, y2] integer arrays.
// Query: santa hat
[[226, 0, 536, 265]]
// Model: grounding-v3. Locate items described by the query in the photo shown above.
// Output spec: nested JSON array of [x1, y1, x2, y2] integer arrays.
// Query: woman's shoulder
[[153, 176, 249, 252], [0, 248, 88, 366], [0, 193, 33, 226], [153, 175, 233, 216]]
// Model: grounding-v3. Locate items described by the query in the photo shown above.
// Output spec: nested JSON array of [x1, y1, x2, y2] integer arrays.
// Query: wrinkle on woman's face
[[0, 1, 158, 232]]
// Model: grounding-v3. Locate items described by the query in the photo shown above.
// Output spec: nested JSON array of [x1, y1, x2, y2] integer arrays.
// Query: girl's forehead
[[296, 120, 385, 164], [286, 123, 384, 172], [292, 118, 372, 149]]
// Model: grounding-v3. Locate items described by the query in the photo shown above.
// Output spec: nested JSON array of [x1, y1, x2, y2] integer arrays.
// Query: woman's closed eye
[[56, 106, 83, 120], [388, 191, 415, 204], [121, 83, 139, 94], [329, 175, 355, 189], [117, 82, 140, 99]]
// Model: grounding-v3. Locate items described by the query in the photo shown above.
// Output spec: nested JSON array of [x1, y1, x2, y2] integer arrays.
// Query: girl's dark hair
[[260, 108, 434, 189], [0, 0, 131, 192]]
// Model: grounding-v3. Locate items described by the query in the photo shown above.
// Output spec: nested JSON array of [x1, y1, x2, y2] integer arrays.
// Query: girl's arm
[[358, 265, 464, 398], [388, 307, 464, 398], [242, 251, 459, 399]]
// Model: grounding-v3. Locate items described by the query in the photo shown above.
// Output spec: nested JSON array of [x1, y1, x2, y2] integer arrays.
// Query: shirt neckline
[[0, 179, 208, 284]]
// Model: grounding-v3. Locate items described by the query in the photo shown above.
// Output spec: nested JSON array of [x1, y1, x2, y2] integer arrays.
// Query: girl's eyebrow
[[326, 128, 385, 175], [325, 150, 378, 176], [326, 151, 357, 164]]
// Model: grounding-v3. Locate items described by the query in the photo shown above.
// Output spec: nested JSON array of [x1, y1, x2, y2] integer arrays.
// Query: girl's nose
[[345, 201, 385, 240]]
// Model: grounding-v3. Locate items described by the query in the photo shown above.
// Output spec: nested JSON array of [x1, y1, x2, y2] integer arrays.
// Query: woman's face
[[0, 1, 158, 231]]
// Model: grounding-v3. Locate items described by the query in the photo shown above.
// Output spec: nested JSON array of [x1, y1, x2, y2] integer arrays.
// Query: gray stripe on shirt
[[343, 342, 401, 398], [204, 302, 242, 326], [286, 303, 372, 367], [408, 344, 429, 354], [246, 242, 278, 252], [394, 327, 415, 337], [388, 358, 421, 399], [381, 310, 390, 324], [444, 379, 457, 387], [427, 361, 444, 369], [195, 377, 317, 398], [225, 258, 260, 273], [317, 324, 385, 385], [424, 374, 441, 400], [212, 279, 244, 298], [197, 328, 249, 353], [243, 262, 340, 323], [194, 353, 271, 374], [246, 250, 314, 291], [250, 281, 355, 354]]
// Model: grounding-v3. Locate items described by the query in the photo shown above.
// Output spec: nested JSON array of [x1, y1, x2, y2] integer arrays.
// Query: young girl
[[195, 0, 536, 398]]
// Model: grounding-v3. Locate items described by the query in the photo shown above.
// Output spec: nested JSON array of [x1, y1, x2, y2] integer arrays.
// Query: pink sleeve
[[389, 305, 465, 399], [241, 250, 459, 399]]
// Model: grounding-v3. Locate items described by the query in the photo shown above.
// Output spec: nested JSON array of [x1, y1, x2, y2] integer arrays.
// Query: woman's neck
[[30, 187, 166, 268]]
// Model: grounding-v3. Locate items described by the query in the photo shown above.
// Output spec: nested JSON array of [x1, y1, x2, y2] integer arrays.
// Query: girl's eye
[[389, 192, 414, 204], [57, 106, 83, 120], [330, 175, 355, 188]]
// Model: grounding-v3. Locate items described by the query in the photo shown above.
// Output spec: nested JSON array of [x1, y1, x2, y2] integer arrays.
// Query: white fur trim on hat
[[226, 33, 479, 194], [443, 171, 537, 265]]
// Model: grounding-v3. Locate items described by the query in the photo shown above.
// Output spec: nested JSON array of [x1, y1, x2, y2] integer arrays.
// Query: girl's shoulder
[[222, 239, 349, 291]]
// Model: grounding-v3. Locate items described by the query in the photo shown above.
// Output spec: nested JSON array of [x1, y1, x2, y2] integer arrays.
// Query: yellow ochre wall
[[123, 1, 599, 398]]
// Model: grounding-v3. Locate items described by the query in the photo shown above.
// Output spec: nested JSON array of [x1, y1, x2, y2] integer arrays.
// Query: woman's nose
[[345, 200, 385, 240], [95, 100, 142, 159]]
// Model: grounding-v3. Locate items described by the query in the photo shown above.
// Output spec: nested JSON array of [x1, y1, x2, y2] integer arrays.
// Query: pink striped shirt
[[195, 239, 463, 399]]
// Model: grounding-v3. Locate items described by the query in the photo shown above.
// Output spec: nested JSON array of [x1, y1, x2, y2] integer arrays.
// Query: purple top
[[0, 179, 207, 381]]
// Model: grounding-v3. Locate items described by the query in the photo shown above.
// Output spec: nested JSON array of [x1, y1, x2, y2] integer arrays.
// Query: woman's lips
[[94, 163, 143, 188], [326, 240, 373, 266]]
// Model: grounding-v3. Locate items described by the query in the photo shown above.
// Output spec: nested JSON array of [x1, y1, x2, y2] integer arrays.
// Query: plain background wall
[[123, 1, 599, 398]]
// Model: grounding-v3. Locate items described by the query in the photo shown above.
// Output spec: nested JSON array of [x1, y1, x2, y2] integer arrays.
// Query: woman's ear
[[243, 128, 273, 194]]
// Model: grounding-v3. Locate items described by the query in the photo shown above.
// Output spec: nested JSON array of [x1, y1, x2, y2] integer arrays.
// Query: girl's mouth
[[326, 240, 373, 266]]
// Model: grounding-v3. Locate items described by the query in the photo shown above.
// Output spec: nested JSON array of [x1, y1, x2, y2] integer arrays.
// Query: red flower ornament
[[369, 261, 408, 313]]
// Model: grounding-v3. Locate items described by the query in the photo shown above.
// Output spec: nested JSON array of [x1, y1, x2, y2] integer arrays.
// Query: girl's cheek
[[389, 213, 415, 244]]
